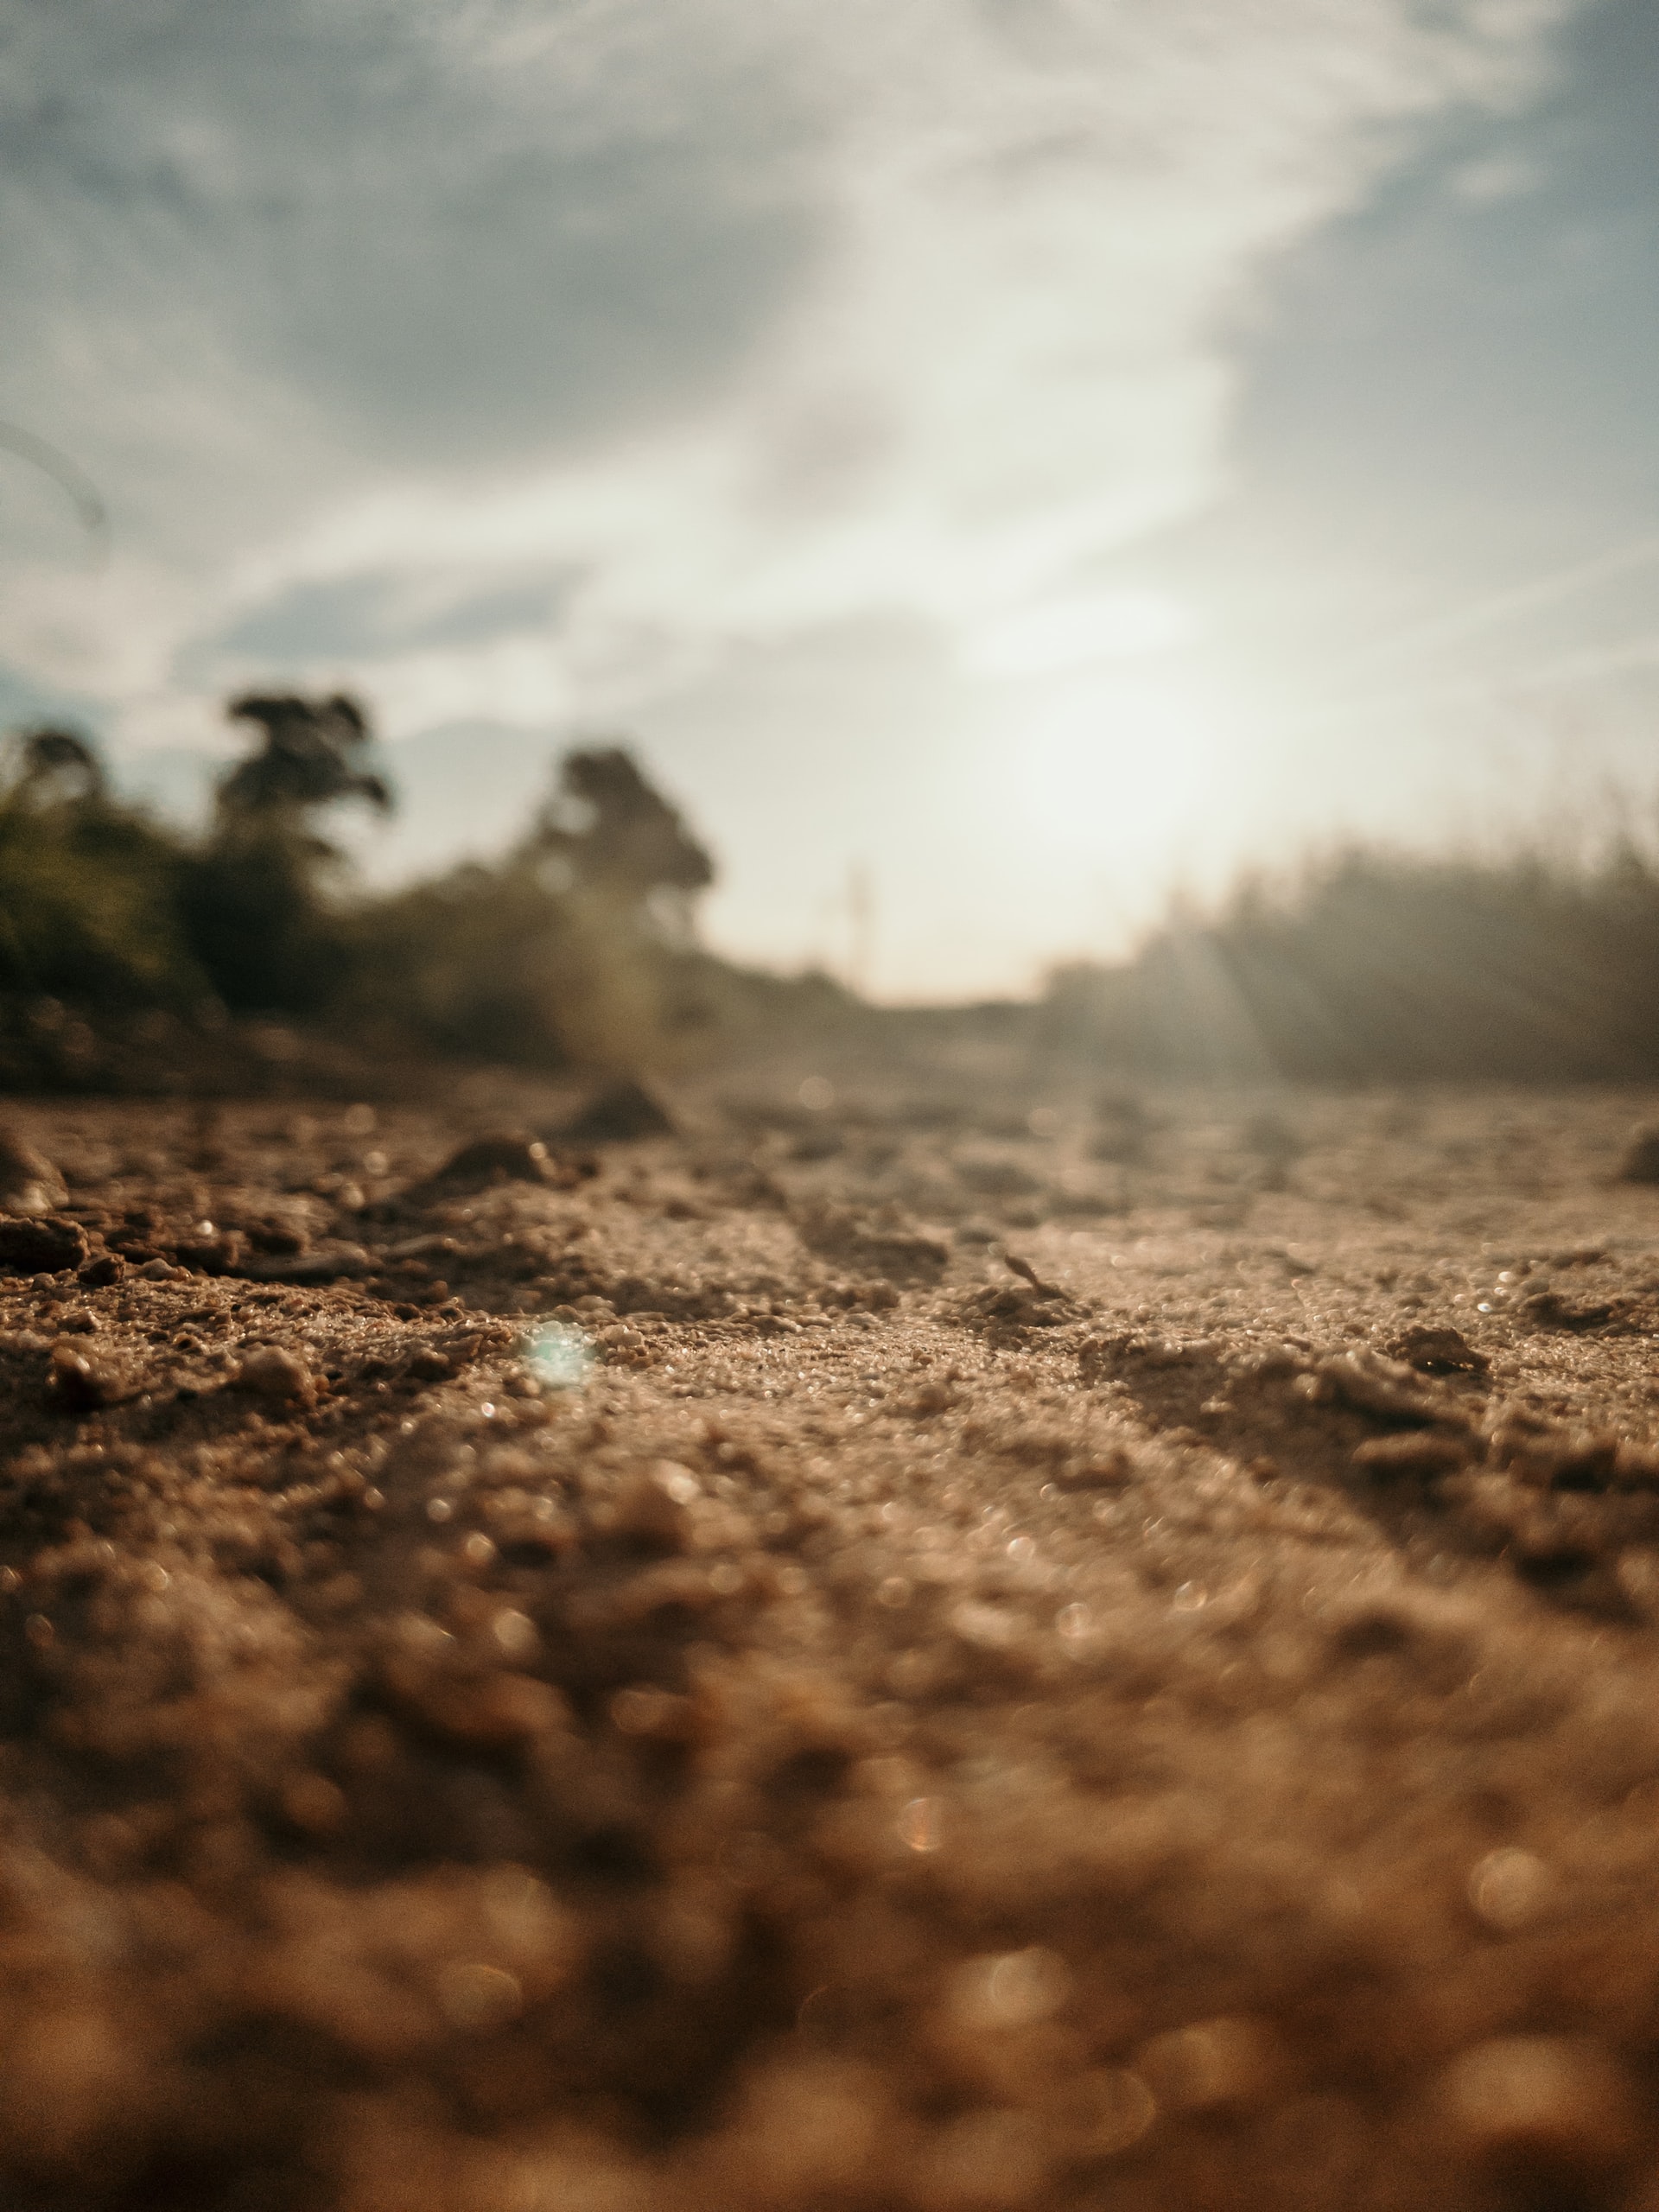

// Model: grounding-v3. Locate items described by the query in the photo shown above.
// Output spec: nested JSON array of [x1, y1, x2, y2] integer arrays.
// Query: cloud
[[0, 0, 1585, 753]]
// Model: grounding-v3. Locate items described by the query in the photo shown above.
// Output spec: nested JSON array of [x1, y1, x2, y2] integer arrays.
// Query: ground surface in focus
[[4, 1080, 1659, 2209]]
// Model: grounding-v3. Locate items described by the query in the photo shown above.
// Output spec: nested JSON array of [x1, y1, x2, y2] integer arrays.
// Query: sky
[[2, 0, 1657, 999]]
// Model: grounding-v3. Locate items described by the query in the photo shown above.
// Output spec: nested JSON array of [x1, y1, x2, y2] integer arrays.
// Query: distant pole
[[848, 862, 874, 999]]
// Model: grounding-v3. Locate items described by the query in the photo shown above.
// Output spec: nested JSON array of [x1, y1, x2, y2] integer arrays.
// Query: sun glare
[[962, 588, 1198, 681], [1002, 662, 1231, 861]]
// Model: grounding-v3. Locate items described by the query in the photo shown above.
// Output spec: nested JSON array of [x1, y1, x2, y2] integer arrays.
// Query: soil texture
[[3, 1081, 1659, 2209]]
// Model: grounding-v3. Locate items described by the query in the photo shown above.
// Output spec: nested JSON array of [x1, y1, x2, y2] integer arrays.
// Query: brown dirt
[[5, 1079, 1659, 2209]]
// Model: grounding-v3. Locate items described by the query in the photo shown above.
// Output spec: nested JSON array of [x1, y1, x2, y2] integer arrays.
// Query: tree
[[348, 741, 718, 1071], [528, 745, 713, 928], [4, 727, 109, 809], [214, 693, 391, 823], [180, 691, 394, 1015]]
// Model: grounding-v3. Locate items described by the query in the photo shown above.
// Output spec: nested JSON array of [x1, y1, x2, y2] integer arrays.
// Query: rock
[[245, 1217, 308, 1256], [234, 1347, 315, 1402], [1387, 1325, 1490, 1374], [560, 1080, 676, 1144], [45, 1339, 128, 1412], [429, 1134, 552, 1188], [0, 1217, 88, 1275], [608, 1462, 700, 1552], [174, 1230, 244, 1274], [0, 1128, 67, 1214]]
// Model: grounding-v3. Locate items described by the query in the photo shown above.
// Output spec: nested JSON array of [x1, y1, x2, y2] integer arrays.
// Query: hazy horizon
[[4, 0, 1658, 998]]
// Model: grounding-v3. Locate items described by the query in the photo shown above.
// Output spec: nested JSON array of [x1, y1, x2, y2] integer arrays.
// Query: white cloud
[[0, 0, 1587, 818]]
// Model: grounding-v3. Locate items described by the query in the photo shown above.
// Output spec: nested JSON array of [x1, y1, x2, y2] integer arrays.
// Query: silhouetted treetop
[[216, 693, 392, 823], [529, 744, 714, 912], [3, 727, 107, 809]]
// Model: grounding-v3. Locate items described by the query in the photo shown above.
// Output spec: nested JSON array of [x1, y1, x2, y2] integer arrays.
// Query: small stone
[[1058, 2069, 1157, 2157], [490, 1608, 539, 1662], [45, 1339, 123, 1413], [429, 1134, 551, 1189], [0, 1217, 87, 1275], [234, 1347, 315, 1402], [245, 1217, 308, 1256], [1055, 1446, 1135, 1489], [911, 2109, 1052, 2211], [560, 1079, 676, 1144], [609, 1463, 698, 1552], [1387, 1325, 1490, 1374], [173, 1230, 243, 1274], [609, 1684, 698, 1741]]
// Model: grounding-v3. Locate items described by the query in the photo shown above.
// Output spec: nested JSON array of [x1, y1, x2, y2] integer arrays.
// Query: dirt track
[[5, 1079, 1659, 2209]]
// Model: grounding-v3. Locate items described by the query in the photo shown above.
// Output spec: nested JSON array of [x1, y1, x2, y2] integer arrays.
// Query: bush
[[346, 744, 719, 1071], [0, 706, 734, 1080], [0, 728, 205, 1008], [180, 692, 391, 1016], [1041, 843, 1659, 1082]]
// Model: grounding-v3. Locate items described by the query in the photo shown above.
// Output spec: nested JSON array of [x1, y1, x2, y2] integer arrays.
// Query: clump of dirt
[[4, 1083, 1659, 2208], [561, 1078, 677, 1144]]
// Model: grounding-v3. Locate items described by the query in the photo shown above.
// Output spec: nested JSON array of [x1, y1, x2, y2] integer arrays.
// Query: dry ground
[[3, 1078, 1659, 2209]]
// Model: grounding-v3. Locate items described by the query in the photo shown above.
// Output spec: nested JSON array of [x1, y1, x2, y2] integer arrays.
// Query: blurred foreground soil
[[6, 1077, 1659, 2208]]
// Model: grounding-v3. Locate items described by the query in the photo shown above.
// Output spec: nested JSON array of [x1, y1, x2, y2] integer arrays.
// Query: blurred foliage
[[0, 702, 741, 1083], [345, 742, 719, 1071], [178, 691, 394, 1018], [1040, 843, 1659, 1082], [20, 691, 1659, 1092], [0, 727, 205, 1008]]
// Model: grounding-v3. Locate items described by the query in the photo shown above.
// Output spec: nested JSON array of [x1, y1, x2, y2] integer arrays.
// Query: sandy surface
[[5, 1079, 1659, 2209]]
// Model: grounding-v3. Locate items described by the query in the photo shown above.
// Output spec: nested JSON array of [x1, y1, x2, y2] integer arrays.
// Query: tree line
[[0, 695, 722, 1074]]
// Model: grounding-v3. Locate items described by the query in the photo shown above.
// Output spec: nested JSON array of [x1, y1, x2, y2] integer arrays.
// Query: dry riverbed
[[3, 1081, 1659, 2209]]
